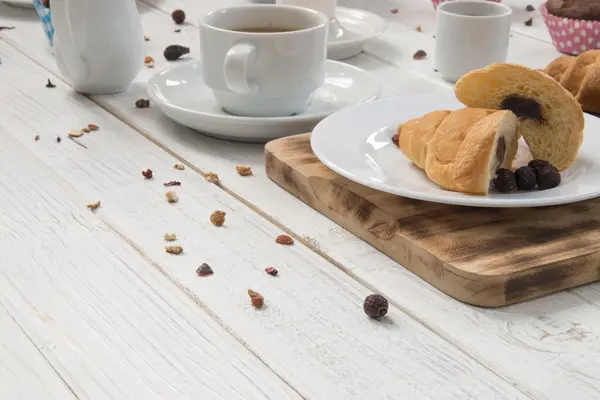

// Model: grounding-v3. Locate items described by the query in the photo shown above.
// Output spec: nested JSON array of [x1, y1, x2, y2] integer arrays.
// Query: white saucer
[[147, 60, 381, 142], [311, 94, 600, 208], [328, 7, 387, 60], [2, 0, 35, 9]]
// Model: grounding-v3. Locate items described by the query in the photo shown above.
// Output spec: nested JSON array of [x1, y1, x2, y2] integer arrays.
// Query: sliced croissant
[[544, 50, 600, 114], [398, 108, 519, 195]]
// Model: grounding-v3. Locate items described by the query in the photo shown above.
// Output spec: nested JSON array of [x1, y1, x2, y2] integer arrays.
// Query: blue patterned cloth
[[32, 0, 54, 46]]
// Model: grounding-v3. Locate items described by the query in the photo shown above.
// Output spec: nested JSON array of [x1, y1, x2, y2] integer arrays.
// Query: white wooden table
[[0, 1, 598, 399]]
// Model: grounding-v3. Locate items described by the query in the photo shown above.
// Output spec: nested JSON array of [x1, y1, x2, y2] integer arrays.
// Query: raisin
[[363, 294, 388, 319], [413, 50, 427, 60], [46, 79, 56, 88], [197, 263, 214, 277], [164, 45, 190, 61], [537, 166, 561, 190], [391, 134, 399, 147], [172, 9, 186, 24], [265, 266, 278, 276], [135, 99, 150, 108], [515, 166, 537, 190], [524, 17, 533, 26], [528, 159, 552, 171], [526, 4, 535, 11], [493, 169, 517, 193]]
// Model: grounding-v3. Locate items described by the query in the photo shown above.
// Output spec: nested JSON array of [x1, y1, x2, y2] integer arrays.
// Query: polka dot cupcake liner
[[540, 4, 600, 55], [431, 0, 501, 10]]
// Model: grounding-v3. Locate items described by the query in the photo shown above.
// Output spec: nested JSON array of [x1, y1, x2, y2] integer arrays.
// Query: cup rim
[[199, 4, 329, 35], [438, 0, 512, 19]]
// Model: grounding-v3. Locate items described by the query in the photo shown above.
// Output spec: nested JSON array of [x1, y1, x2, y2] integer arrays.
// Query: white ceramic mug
[[199, 5, 329, 117], [434, 1, 512, 83]]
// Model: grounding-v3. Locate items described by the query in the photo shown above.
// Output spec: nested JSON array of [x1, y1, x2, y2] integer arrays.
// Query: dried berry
[[56, 136, 61, 143], [493, 169, 517, 193], [415, 25, 422, 32], [164, 45, 190, 61], [515, 166, 537, 190], [0, 26, 15, 31], [142, 169, 153, 179], [88, 124, 99, 131], [68, 130, 84, 138], [205, 172, 219, 184], [248, 289, 264, 308], [172, 9, 186, 24], [275, 234, 294, 245], [175, 29, 181, 33], [144, 36, 150, 42], [236, 165, 252, 176], [34, 135, 40, 141], [197, 263, 214, 276], [363, 294, 388, 318], [210, 210, 226, 226], [164, 233, 177, 241], [163, 181, 181, 187], [413, 50, 427, 60], [135, 98, 150, 108], [144, 56, 155, 68], [528, 159, 552, 171], [537, 166, 561, 190], [87, 200, 101, 210], [390, 8, 398, 14], [41, 0, 49, 7], [265, 266, 278, 276], [173, 163, 185, 170], [166, 245, 183, 255], [525, 17, 533, 26], [166, 190, 179, 203], [526, 4, 535, 11], [45, 79, 56, 88], [391, 133, 399, 147]]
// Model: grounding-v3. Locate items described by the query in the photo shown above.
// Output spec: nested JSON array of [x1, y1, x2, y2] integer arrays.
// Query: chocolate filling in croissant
[[500, 96, 542, 121], [496, 136, 506, 163]]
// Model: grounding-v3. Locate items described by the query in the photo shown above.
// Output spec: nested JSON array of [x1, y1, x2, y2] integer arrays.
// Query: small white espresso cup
[[199, 5, 329, 117], [434, 1, 512, 83]]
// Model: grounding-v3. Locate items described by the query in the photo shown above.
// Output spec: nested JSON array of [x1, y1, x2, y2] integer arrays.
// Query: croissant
[[455, 63, 584, 171], [544, 50, 600, 114], [398, 108, 519, 195]]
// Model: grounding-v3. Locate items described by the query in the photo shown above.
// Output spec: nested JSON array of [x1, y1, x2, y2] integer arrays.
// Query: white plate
[[2, 0, 35, 8], [328, 7, 386, 60], [147, 59, 381, 142], [311, 94, 600, 208]]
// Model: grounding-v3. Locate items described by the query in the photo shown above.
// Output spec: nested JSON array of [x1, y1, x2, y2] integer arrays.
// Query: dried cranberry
[[363, 294, 388, 318], [172, 9, 186, 25]]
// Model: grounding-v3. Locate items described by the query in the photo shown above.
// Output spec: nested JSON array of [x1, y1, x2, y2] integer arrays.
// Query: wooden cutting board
[[265, 133, 600, 307]]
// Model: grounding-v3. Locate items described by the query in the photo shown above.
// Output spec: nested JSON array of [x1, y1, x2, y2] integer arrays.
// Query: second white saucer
[[328, 7, 387, 60], [147, 60, 381, 142]]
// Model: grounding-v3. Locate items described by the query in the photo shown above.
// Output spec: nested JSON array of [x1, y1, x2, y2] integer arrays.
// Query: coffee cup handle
[[223, 42, 258, 95]]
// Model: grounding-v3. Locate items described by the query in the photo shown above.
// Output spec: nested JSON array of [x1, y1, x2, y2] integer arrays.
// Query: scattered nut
[[173, 163, 185, 170], [275, 234, 294, 245], [82, 127, 91, 133], [363, 294, 389, 318], [413, 50, 427, 60], [163, 181, 181, 187], [390, 8, 399, 14], [144, 36, 151, 41], [166, 245, 183, 255], [142, 169, 153, 179], [56, 136, 61, 143], [164, 45, 190, 61], [248, 289, 264, 308], [45, 79, 56, 88], [236, 165, 252, 176], [265, 266, 278, 276], [87, 200, 101, 210], [524, 17, 533, 26], [34, 135, 40, 141], [210, 211, 226, 226], [415, 25, 422, 32], [166, 190, 179, 203], [88, 124, 99, 131], [172, 9, 186, 24], [164, 233, 177, 241], [135, 98, 150, 108], [526, 4, 535, 11], [392, 134, 399, 147], [196, 263, 214, 276], [144, 56, 155, 68], [205, 172, 220, 184], [68, 130, 84, 138]]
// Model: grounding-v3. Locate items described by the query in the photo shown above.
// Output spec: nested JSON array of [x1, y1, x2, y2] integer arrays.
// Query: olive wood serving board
[[265, 133, 600, 307]]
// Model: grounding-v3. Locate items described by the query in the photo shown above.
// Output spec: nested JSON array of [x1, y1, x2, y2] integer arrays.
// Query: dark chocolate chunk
[[501, 96, 542, 121]]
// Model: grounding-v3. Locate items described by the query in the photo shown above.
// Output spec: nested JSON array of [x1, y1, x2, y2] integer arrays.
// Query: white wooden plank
[[0, 305, 77, 400], [0, 36, 529, 399]]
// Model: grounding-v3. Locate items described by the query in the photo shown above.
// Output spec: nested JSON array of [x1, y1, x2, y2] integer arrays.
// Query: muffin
[[541, 0, 600, 55]]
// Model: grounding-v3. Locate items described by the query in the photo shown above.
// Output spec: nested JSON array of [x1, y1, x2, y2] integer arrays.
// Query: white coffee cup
[[276, 0, 337, 20], [199, 5, 329, 117], [434, 1, 512, 83]]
